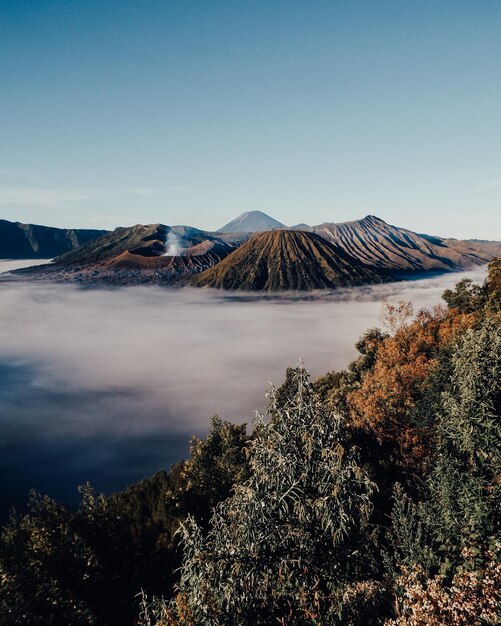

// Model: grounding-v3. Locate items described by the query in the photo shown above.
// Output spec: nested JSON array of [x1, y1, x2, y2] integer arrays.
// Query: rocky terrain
[[6, 211, 501, 290], [191, 230, 388, 291], [0, 219, 108, 259], [314, 215, 499, 273], [12, 223, 246, 286]]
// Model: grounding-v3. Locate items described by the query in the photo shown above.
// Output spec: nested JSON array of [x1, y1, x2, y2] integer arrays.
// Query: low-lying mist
[[0, 262, 488, 512]]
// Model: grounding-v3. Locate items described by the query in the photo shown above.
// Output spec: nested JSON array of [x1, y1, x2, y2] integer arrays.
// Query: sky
[[0, 0, 500, 238]]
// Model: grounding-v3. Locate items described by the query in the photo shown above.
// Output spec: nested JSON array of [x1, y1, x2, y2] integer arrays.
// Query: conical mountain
[[191, 230, 388, 291], [217, 210, 286, 233]]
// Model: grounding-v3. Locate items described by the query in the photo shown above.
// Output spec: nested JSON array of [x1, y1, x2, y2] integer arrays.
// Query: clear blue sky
[[1, 0, 500, 238]]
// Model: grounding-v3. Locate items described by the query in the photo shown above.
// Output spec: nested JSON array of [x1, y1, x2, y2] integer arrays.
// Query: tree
[[164, 416, 250, 527], [426, 318, 500, 568], [485, 257, 501, 314], [346, 304, 475, 472], [143, 368, 385, 625], [442, 278, 487, 314], [314, 328, 388, 415], [0, 492, 98, 626], [388, 318, 501, 622]]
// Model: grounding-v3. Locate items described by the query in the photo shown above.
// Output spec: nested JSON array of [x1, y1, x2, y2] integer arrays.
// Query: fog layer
[[0, 263, 487, 510]]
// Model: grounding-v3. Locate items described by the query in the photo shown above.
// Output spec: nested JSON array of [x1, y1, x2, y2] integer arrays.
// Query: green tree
[[426, 318, 500, 569], [442, 278, 486, 314], [144, 369, 384, 625], [388, 318, 501, 621], [165, 416, 250, 527], [0, 492, 98, 626]]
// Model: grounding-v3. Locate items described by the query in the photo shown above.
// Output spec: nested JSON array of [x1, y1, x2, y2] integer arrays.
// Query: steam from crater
[[164, 231, 183, 256]]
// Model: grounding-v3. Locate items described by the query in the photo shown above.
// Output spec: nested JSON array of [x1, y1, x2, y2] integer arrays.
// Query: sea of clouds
[[0, 261, 488, 509]]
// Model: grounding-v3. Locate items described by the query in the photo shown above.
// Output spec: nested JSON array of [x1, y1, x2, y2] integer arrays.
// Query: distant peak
[[240, 210, 269, 217], [217, 210, 287, 233], [361, 215, 385, 224]]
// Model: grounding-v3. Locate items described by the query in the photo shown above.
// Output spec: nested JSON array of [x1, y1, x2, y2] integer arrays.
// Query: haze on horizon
[[1, 1, 500, 239]]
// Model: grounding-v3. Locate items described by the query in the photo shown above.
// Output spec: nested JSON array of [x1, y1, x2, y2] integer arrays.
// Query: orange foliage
[[347, 303, 476, 466]]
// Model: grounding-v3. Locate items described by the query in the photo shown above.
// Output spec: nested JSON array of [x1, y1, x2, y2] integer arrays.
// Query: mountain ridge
[[6, 213, 501, 289], [313, 214, 499, 273], [0, 219, 108, 259]]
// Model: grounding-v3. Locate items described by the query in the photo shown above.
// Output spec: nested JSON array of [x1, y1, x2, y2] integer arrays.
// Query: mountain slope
[[313, 215, 501, 273], [0, 219, 108, 259], [7, 215, 501, 289], [217, 210, 286, 233], [14, 223, 245, 285], [191, 230, 388, 291]]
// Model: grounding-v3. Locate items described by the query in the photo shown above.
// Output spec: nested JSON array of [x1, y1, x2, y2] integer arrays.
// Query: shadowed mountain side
[[314, 215, 501, 273], [0, 219, 108, 259], [191, 230, 389, 291]]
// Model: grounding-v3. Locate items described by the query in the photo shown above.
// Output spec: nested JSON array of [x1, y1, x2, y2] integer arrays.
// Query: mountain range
[[0, 219, 108, 259], [4, 211, 501, 291]]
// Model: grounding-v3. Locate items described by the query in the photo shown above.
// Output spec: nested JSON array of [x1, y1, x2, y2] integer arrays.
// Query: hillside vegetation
[[1, 259, 499, 625]]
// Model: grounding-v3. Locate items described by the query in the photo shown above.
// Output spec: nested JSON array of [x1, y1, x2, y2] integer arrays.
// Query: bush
[[141, 368, 382, 625]]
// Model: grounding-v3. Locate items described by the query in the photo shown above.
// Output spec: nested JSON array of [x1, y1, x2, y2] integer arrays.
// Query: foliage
[[164, 416, 250, 527], [425, 318, 500, 569], [485, 257, 501, 314], [3, 261, 501, 625], [0, 492, 97, 626], [314, 328, 388, 413], [387, 317, 501, 622], [346, 304, 476, 472], [142, 368, 380, 625], [0, 485, 141, 626], [385, 548, 500, 626], [442, 278, 487, 314], [0, 420, 249, 626]]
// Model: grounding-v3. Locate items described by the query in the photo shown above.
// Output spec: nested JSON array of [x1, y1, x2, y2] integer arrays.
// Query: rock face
[[191, 230, 388, 291], [313, 215, 500, 273], [217, 210, 286, 233], [0, 219, 108, 259]]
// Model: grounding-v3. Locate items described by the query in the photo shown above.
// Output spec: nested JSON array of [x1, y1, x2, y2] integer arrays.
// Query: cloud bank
[[0, 264, 487, 508]]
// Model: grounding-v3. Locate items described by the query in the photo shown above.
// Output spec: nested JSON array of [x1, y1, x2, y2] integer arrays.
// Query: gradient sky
[[1, 0, 500, 238]]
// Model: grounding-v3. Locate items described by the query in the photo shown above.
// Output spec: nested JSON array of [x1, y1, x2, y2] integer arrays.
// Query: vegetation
[[1, 258, 500, 624], [0, 419, 249, 626], [148, 372, 381, 625]]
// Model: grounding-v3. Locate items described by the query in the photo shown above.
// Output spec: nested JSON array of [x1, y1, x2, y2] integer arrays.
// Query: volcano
[[217, 210, 286, 233], [191, 229, 388, 291]]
